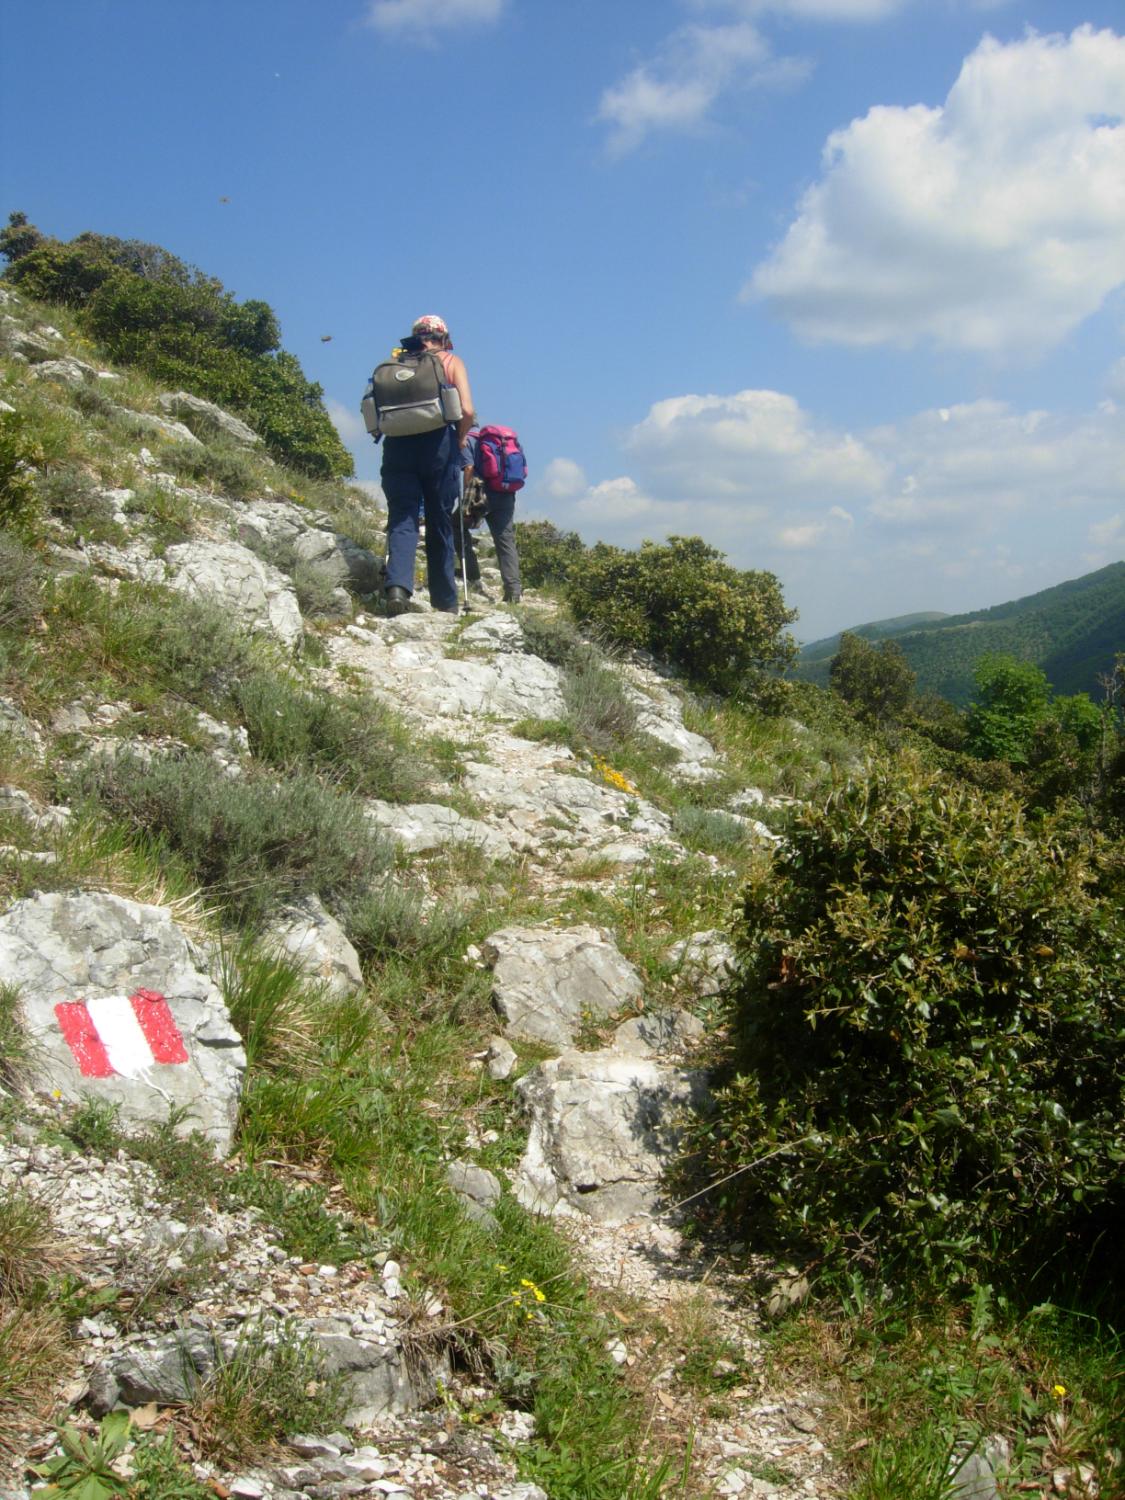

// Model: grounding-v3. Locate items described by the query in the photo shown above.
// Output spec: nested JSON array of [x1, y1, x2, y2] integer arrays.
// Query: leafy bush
[[564, 536, 797, 695], [71, 751, 392, 927], [35, 468, 117, 539], [0, 412, 42, 539], [2, 218, 351, 479], [829, 631, 916, 726], [700, 758, 1125, 1292], [514, 520, 587, 589]]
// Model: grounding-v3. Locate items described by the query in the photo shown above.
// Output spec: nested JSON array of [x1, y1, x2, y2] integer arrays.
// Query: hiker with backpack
[[362, 314, 474, 617], [455, 425, 527, 604]]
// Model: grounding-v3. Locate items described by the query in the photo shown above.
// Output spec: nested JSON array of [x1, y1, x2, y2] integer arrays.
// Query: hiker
[[380, 314, 475, 617], [455, 425, 525, 604]]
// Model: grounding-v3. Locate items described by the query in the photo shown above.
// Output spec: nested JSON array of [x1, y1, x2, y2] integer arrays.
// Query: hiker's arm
[[448, 355, 475, 442]]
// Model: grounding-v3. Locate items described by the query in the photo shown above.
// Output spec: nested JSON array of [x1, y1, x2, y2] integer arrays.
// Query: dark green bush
[[0, 412, 42, 539], [699, 758, 1124, 1292], [71, 751, 392, 927], [2, 220, 351, 479], [514, 520, 586, 589], [564, 536, 797, 695], [829, 631, 916, 726]]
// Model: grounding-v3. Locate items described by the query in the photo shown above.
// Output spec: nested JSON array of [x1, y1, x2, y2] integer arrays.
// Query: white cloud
[[327, 398, 368, 447], [715, 0, 908, 17], [541, 457, 588, 500], [542, 383, 1125, 638], [627, 387, 888, 501], [1088, 512, 1123, 548], [575, 477, 656, 521], [597, 22, 771, 155], [364, 0, 503, 38], [748, 25, 1125, 354]]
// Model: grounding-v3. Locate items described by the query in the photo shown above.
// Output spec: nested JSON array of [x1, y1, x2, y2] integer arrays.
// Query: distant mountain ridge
[[796, 563, 1125, 705]]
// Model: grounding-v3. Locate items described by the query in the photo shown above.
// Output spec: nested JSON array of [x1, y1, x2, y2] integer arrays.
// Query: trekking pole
[[458, 494, 470, 613]]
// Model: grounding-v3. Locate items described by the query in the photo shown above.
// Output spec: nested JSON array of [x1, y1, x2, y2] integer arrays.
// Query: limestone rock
[[165, 538, 302, 648], [612, 1008, 705, 1057], [158, 391, 261, 447], [0, 891, 246, 1150], [265, 895, 364, 998], [30, 356, 95, 386], [118, 408, 202, 446], [446, 1159, 502, 1228], [88, 1327, 218, 1413], [0, 698, 44, 755], [483, 924, 644, 1047], [292, 528, 382, 596], [515, 1048, 707, 1222], [666, 929, 737, 996], [486, 1035, 517, 1080], [365, 800, 513, 862]]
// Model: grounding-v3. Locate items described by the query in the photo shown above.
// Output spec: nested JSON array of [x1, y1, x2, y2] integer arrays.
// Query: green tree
[[965, 654, 1050, 763], [828, 631, 916, 725], [564, 535, 797, 695]]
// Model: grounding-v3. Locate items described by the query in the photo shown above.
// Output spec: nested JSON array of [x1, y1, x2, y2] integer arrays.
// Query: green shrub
[[35, 468, 117, 539], [0, 413, 42, 540], [829, 631, 916, 726], [564, 536, 797, 695], [70, 751, 392, 927], [3, 220, 351, 479], [514, 520, 586, 589], [700, 758, 1125, 1293]]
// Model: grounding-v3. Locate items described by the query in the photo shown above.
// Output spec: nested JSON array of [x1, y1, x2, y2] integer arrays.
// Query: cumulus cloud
[[748, 25, 1125, 354], [627, 387, 888, 502], [540, 382, 1125, 637], [541, 457, 588, 500], [597, 22, 773, 155], [364, 0, 503, 38], [326, 399, 368, 447]]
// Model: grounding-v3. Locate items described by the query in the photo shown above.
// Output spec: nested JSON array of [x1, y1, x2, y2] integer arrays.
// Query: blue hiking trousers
[[381, 426, 460, 611]]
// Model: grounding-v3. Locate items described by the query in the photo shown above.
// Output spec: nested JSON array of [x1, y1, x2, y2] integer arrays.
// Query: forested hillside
[[797, 562, 1125, 704]]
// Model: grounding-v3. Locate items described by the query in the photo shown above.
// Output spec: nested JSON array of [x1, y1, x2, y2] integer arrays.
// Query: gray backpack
[[361, 350, 462, 439]]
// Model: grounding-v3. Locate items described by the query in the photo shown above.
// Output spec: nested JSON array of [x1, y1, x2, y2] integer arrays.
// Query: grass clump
[[773, 1285, 1123, 1500], [159, 438, 263, 499], [190, 1320, 344, 1464], [234, 670, 429, 801], [0, 533, 43, 636], [0, 983, 32, 1095], [68, 750, 392, 928]]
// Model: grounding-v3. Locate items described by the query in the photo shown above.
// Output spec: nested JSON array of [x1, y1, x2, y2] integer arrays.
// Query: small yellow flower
[[494, 1263, 509, 1273], [1053, 1383, 1067, 1398]]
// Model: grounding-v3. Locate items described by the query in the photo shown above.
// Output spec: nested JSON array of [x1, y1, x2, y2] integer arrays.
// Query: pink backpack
[[473, 425, 527, 493]]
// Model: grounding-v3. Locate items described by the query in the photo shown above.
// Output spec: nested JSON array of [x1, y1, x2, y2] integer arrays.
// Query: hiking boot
[[384, 586, 410, 618], [503, 587, 522, 604]]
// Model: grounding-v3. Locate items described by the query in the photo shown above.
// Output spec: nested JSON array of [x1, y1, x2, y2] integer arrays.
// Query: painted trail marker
[[54, 990, 189, 1079]]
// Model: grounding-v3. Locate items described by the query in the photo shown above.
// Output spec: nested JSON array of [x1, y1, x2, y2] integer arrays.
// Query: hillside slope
[[796, 564, 1125, 704]]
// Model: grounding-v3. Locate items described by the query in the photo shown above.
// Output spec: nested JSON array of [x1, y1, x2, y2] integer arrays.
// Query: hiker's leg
[[381, 473, 422, 596], [486, 495, 521, 600], [420, 437, 460, 612]]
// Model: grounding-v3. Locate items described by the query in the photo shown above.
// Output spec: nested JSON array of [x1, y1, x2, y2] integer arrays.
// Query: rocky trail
[[0, 286, 846, 1500]]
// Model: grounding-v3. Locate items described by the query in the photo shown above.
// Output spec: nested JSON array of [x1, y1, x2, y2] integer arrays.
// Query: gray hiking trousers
[[454, 490, 521, 599]]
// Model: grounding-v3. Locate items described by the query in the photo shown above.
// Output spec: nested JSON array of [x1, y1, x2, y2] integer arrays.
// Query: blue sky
[[1, 0, 1123, 641]]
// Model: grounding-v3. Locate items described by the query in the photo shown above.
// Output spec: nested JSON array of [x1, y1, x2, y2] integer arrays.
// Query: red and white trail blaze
[[54, 990, 189, 1079]]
